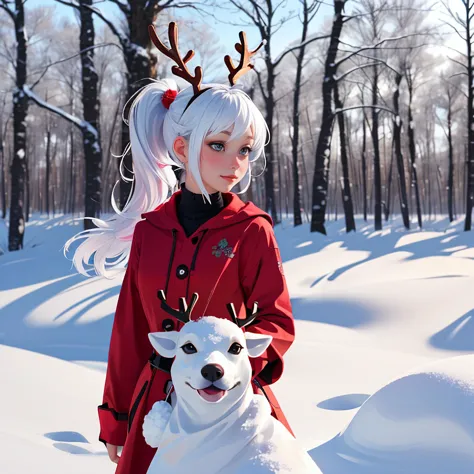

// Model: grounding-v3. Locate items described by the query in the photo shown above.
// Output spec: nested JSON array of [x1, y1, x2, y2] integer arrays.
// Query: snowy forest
[[0, 0, 473, 249], [4, 2, 474, 473]]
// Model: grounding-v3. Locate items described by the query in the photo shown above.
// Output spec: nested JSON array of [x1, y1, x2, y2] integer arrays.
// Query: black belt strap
[[148, 352, 173, 373], [252, 377, 272, 406]]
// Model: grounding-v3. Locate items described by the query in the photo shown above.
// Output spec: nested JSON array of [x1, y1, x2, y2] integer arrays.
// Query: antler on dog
[[148, 22, 203, 95], [157, 290, 199, 324], [224, 31, 265, 86], [226, 301, 260, 328]]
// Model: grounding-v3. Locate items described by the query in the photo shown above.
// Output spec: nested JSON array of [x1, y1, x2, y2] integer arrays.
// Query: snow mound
[[311, 355, 474, 473]]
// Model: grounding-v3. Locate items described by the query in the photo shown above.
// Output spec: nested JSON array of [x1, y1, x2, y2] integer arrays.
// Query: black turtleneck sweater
[[177, 184, 225, 237]]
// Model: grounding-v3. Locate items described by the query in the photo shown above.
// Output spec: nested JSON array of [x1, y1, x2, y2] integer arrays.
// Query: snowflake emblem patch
[[212, 238, 235, 258]]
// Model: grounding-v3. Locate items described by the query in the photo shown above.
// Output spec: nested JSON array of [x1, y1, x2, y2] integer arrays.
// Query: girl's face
[[174, 125, 254, 195]]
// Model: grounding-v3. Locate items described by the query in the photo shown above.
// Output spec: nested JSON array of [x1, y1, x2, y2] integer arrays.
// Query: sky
[[30, 0, 333, 63]]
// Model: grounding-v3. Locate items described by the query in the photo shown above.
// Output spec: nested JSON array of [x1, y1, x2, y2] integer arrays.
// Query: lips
[[221, 175, 238, 181]]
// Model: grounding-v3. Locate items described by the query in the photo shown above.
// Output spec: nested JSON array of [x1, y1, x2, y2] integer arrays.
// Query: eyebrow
[[209, 131, 254, 140]]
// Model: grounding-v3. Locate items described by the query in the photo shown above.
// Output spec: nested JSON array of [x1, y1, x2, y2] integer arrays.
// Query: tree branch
[[450, 71, 469, 81], [337, 34, 428, 67], [24, 85, 98, 138], [441, 43, 468, 58], [334, 105, 395, 116], [228, 0, 261, 28], [336, 61, 387, 82], [0, 2, 16, 22], [29, 42, 121, 91], [249, 0, 269, 28], [254, 68, 268, 103], [440, 19, 467, 43], [107, 0, 131, 17], [83, 3, 128, 51], [448, 56, 469, 71], [55, 0, 80, 10], [274, 33, 331, 68]]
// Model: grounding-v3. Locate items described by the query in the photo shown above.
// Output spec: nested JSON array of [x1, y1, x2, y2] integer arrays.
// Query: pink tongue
[[197, 387, 226, 402]]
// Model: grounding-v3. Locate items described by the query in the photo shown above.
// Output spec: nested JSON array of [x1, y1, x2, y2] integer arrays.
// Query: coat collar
[[141, 189, 272, 233]]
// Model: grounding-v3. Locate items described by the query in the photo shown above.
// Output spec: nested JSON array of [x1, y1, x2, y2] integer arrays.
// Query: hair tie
[[162, 89, 178, 109]]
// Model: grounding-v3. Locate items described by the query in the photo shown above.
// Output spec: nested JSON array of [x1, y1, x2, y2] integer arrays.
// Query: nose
[[201, 363, 224, 382], [229, 153, 242, 171]]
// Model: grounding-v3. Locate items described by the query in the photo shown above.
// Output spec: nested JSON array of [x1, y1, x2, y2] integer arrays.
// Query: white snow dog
[[142, 292, 321, 474]]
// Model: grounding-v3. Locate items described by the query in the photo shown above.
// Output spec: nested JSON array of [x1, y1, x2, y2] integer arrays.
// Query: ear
[[244, 332, 273, 358], [173, 136, 188, 164], [148, 332, 179, 358]]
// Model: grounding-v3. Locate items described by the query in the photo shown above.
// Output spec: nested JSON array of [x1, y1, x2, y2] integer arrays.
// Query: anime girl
[[65, 22, 295, 474]]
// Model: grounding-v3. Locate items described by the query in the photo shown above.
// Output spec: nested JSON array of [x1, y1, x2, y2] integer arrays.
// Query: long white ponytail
[[64, 78, 180, 278]]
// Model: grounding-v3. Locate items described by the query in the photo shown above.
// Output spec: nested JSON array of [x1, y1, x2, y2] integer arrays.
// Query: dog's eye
[[181, 343, 197, 354], [228, 342, 243, 355]]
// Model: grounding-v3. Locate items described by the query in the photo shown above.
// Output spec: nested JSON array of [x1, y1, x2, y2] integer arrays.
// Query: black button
[[191, 236, 199, 245], [162, 319, 174, 331], [176, 264, 189, 279]]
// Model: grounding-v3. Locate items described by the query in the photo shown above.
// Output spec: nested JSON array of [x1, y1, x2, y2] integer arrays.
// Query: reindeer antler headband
[[148, 22, 265, 112], [157, 290, 260, 328]]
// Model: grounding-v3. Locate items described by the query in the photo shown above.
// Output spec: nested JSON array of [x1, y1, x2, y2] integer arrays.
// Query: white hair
[[64, 78, 269, 278]]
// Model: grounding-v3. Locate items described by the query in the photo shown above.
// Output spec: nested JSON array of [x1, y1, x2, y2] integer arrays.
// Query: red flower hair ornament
[[162, 89, 178, 109]]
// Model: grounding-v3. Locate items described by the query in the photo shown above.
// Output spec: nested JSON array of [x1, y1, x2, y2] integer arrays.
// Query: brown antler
[[148, 22, 203, 95], [226, 301, 260, 328], [157, 290, 199, 324], [224, 32, 265, 86]]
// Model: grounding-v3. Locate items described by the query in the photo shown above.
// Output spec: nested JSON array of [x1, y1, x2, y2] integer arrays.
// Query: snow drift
[[312, 355, 474, 473]]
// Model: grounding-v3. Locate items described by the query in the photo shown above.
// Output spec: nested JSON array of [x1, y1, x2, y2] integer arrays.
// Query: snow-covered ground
[[1, 213, 474, 473]]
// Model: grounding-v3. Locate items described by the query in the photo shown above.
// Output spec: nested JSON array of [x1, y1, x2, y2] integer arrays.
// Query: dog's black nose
[[201, 364, 224, 382]]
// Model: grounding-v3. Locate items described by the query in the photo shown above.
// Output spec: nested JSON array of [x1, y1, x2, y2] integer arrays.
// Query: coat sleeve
[[239, 219, 295, 385], [98, 221, 151, 446]]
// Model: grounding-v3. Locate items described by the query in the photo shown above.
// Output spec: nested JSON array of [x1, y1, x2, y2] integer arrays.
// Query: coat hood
[[141, 190, 272, 232]]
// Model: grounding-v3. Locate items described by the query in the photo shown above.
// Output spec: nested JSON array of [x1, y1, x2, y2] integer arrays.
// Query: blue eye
[[240, 147, 252, 156], [210, 143, 225, 152]]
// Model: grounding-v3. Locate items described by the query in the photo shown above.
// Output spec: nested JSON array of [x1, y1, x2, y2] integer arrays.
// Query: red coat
[[98, 189, 295, 474]]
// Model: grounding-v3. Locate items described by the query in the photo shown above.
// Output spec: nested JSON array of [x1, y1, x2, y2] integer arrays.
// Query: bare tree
[[86, 0, 205, 209], [437, 73, 463, 222], [391, 69, 410, 228], [291, 0, 321, 227], [226, 0, 329, 223], [309, 0, 410, 233], [27, 0, 103, 230], [310, 0, 347, 234], [0, 94, 9, 219], [443, 0, 474, 230], [361, 91, 369, 221], [334, 80, 356, 231], [354, 0, 392, 231], [406, 64, 423, 227], [44, 96, 53, 216], [1, 0, 28, 250], [390, 0, 434, 228]]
